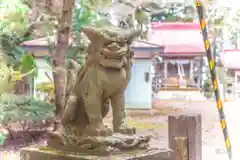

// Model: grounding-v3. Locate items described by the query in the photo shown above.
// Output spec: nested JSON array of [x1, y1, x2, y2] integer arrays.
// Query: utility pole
[[196, 1, 232, 160]]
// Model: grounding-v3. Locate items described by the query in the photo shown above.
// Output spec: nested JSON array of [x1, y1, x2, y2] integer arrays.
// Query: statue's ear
[[81, 27, 103, 42], [127, 28, 141, 44]]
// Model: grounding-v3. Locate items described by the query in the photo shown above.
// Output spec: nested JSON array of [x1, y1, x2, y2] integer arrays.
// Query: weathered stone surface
[[20, 147, 170, 160], [47, 133, 151, 156], [47, 26, 151, 154]]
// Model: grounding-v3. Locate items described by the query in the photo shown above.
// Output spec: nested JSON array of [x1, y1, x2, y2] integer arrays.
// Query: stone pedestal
[[20, 147, 170, 160]]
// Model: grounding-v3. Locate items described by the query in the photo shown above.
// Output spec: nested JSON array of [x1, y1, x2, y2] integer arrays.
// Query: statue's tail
[[65, 59, 82, 100], [61, 59, 87, 126]]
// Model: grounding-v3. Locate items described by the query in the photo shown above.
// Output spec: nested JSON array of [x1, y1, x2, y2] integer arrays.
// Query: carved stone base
[[20, 147, 170, 160], [46, 132, 152, 156]]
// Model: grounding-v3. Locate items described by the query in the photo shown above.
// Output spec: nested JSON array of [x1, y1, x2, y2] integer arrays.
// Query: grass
[[127, 119, 166, 131]]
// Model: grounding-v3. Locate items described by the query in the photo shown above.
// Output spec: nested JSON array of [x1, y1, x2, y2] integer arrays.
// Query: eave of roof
[[21, 38, 164, 59], [149, 22, 205, 54]]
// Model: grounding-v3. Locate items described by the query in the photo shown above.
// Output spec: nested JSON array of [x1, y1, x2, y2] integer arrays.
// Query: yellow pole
[[195, 1, 232, 160]]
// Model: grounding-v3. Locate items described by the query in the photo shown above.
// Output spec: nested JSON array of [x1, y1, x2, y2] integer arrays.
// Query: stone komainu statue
[[18, 26, 166, 159], [48, 27, 151, 154], [61, 27, 140, 137]]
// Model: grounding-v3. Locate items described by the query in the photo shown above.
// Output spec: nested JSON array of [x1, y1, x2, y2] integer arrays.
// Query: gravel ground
[[156, 99, 240, 160], [1, 99, 239, 160]]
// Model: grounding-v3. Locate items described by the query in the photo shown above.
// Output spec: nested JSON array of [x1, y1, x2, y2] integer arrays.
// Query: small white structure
[[125, 59, 152, 109], [221, 49, 240, 97]]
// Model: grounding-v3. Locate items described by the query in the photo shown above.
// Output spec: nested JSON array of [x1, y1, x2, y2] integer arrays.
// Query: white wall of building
[[125, 59, 152, 109], [34, 59, 53, 100]]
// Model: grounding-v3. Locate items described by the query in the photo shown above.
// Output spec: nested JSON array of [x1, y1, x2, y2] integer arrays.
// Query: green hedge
[[0, 94, 55, 144], [0, 94, 55, 123]]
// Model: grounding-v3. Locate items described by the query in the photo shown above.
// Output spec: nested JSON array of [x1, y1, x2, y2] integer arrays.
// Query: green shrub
[[0, 94, 55, 144], [204, 92, 213, 99], [202, 78, 214, 99], [0, 94, 55, 124]]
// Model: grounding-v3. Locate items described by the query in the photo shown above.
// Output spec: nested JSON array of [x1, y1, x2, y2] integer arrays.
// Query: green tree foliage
[[19, 53, 37, 77], [43, 0, 113, 67], [151, 4, 196, 22], [0, 0, 36, 74], [0, 0, 42, 143], [0, 0, 29, 35]]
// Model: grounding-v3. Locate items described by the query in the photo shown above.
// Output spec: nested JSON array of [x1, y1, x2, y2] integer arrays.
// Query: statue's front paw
[[114, 124, 136, 135]]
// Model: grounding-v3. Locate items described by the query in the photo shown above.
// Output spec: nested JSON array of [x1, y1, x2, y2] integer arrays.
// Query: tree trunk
[[14, 77, 30, 95], [52, 0, 73, 122]]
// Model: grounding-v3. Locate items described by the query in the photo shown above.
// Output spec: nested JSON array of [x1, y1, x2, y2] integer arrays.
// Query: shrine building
[[150, 22, 206, 101]]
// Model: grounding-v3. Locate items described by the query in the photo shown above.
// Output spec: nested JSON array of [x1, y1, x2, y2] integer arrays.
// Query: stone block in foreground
[[20, 147, 170, 160]]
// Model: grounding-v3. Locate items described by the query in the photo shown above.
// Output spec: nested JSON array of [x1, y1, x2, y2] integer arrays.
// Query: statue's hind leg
[[61, 95, 77, 126]]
